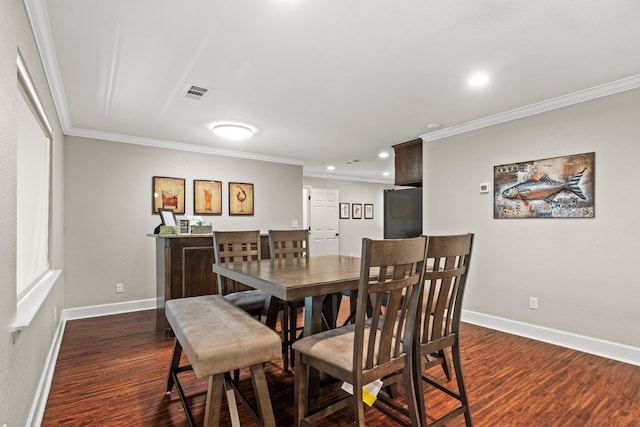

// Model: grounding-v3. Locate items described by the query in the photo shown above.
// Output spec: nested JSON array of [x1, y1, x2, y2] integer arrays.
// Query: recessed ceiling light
[[327, 165, 336, 171], [212, 123, 255, 140], [378, 151, 390, 159], [382, 172, 390, 177], [468, 72, 490, 87]]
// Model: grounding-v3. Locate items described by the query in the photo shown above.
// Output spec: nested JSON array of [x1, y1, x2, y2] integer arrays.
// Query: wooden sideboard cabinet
[[149, 233, 270, 337], [393, 138, 422, 186]]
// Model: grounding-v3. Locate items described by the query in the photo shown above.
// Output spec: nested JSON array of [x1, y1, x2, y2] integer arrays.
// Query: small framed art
[[229, 182, 254, 215], [194, 180, 222, 215], [352, 203, 362, 219], [158, 208, 177, 226], [152, 176, 185, 214], [364, 204, 374, 219], [339, 203, 350, 219]]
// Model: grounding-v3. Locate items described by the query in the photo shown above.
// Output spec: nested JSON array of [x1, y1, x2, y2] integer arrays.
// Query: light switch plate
[[479, 183, 490, 193]]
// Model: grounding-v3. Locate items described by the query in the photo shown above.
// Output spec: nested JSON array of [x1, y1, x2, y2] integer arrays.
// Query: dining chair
[[413, 233, 474, 426], [212, 230, 268, 319], [268, 229, 309, 370], [292, 236, 427, 427]]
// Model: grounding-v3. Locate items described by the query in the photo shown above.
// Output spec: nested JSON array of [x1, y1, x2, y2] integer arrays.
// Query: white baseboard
[[462, 309, 640, 367], [29, 298, 157, 427], [63, 298, 157, 321], [27, 308, 66, 427]]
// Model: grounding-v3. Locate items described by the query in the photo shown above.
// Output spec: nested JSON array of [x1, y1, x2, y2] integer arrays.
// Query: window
[[16, 52, 53, 300]]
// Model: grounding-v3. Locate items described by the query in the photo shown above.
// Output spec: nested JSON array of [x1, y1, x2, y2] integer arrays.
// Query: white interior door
[[308, 188, 340, 256]]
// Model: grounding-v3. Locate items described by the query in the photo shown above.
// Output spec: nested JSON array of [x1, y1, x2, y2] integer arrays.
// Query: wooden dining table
[[212, 254, 363, 408], [213, 255, 361, 335]]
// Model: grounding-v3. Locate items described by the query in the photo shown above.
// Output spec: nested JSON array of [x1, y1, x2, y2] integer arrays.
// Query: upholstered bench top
[[165, 295, 281, 378]]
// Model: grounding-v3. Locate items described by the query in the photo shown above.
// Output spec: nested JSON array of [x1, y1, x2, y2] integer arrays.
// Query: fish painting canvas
[[494, 152, 594, 219]]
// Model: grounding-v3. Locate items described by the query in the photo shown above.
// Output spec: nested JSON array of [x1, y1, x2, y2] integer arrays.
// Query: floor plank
[[42, 308, 640, 426]]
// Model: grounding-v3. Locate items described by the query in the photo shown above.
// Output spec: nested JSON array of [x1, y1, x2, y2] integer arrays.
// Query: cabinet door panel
[[393, 138, 422, 186], [183, 246, 216, 297]]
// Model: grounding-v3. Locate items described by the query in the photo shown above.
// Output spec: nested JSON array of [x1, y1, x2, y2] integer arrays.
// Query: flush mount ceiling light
[[211, 123, 255, 140], [378, 151, 390, 159], [468, 71, 490, 88]]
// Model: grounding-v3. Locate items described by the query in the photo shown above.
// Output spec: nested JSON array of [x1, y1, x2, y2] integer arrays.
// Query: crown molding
[[302, 171, 394, 185], [24, 0, 72, 130], [65, 127, 306, 166], [421, 74, 640, 143]]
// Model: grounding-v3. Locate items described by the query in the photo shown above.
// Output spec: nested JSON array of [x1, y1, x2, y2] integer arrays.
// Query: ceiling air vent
[[185, 85, 209, 100]]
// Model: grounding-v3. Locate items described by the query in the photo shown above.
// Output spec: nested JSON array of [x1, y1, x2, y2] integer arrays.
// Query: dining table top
[[212, 254, 363, 301]]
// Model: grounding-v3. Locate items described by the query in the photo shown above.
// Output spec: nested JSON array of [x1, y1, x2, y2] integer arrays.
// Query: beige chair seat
[[222, 289, 269, 317]]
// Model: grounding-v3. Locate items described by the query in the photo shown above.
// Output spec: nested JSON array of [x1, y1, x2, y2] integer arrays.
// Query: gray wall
[[303, 177, 392, 257], [424, 87, 640, 349], [64, 136, 303, 308], [0, 1, 66, 425]]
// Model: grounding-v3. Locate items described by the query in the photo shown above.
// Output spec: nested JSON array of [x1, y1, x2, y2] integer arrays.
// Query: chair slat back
[[419, 233, 474, 355], [212, 230, 261, 295], [268, 229, 309, 259], [354, 237, 427, 382]]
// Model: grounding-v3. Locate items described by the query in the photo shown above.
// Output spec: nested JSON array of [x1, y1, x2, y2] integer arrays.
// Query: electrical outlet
[[529, 297, 538, 310], [292, 220, 299, 227], [116, 283, 124, 293]]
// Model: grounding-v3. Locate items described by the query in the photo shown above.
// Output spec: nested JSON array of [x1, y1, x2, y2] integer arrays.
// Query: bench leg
[[224, 373, 241, 427], [167, 339, 182, 393], [166, 339, 197, 427], [203, 374, 224, 427], [250, 364, 276, 427]]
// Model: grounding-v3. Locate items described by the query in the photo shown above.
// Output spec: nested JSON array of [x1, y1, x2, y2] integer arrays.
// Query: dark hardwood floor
[[42, 307, 640, 426]]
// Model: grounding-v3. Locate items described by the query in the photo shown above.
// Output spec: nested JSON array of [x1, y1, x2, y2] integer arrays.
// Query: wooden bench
[[165, 295, 281, 427]]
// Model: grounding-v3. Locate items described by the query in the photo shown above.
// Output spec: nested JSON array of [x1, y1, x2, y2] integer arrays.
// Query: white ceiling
[[27, 0, 640, 183]]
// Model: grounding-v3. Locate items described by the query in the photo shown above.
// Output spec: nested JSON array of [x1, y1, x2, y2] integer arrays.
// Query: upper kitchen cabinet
[[393, 138, 422, 186]]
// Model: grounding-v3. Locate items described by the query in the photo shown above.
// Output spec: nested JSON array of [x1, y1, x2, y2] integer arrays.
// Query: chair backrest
[[212, 230, 261, 295], [268, 229, 309, 259], [353, 236, 427, 384], [418, 233, 474, 356]]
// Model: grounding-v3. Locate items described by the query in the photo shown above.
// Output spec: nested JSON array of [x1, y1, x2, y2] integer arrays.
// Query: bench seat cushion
[[166, 295, 281, 378]]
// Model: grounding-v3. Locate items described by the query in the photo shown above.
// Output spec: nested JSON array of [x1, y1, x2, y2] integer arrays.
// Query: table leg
[[262, 295, 280, 329], [303, 295, 324, 410]]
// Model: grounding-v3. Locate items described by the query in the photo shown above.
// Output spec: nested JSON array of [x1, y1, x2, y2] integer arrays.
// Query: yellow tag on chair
[[341, 379, 384, 407]]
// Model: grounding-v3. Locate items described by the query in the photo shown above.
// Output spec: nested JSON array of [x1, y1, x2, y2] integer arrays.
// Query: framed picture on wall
[[194, 179, 222, 215], [493, 152, 595, 219], [152, 176, 185, 214], [364, 204, 374, 219], [229, 182, 254, 215], [352, 203, 362, 219], [339, 203, 350, 219]]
